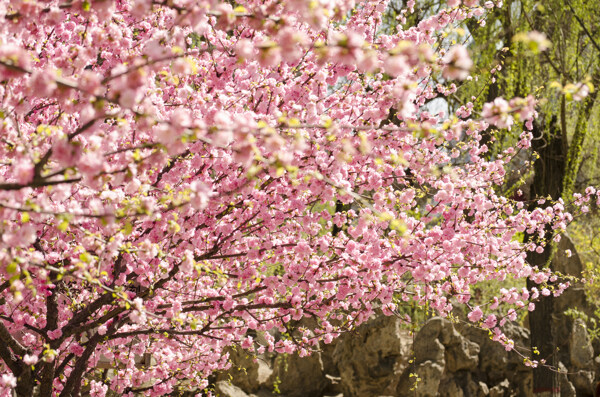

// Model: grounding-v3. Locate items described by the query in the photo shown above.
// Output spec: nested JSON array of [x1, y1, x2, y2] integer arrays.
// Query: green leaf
[[58, 219, 69, 232], [6, 262, 17, 274], [123, 221, 133, 235]]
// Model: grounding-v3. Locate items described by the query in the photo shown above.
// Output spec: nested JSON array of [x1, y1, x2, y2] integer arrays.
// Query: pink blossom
[[0, 44, 31, 78], [482, 97, 513, 129], [13, 158, 34, 185], [541, 288, 551, 296], [48, 329, 63, 340], [180, 251, 195, 273], [190, 181, 214, 210], [0, 0, 585, 393], [2, 224, 36, 248], [23, 354, 38, 365], [235, 40, 255, 60], [69, 343, 85, 356], [482, 315, 497, 329], [90, 380, 108, 397], [53, 139, 82, 167], [442, 45, 473, 80], [385, 55, 409, 77], [467, 306, 483, 322], [241, 337, 253, 349], [0, 373, 16, 388], [28, 69, 57, 97]]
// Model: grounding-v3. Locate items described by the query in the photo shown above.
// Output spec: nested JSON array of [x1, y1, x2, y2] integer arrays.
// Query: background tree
[[454, 0, 600, 395]]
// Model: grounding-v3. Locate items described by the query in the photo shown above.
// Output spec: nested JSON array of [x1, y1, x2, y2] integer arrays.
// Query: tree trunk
[[527, 262, 560, 396], [527, 117, 564, 396], [15, 366, 34, 397]]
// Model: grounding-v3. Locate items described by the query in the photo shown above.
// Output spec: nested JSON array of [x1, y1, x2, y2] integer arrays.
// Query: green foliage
[[454, 0, 600, 332], [570, 215, 600, 296]]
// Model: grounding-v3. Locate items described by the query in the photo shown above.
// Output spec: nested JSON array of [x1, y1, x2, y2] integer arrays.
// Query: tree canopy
[[0, 0, 596, 395]]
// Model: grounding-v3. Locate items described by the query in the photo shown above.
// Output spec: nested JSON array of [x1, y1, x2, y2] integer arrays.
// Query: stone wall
[[210, 313, 598, 397], [210, 237, 598, 397]]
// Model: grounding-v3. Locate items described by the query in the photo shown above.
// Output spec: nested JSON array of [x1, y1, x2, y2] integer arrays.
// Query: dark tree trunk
[[526, 263, 559, 397], [527, 117, 565, 397], [15, 365, 34, 397]]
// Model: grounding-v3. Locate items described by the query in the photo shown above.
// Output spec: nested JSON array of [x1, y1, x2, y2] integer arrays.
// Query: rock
[[319, 339, 340, 377], [439, 378, 464, 397], [216, 347, 272, 393], [251, 391, 281, 397], [332, 315, 411, 396], [595, 356, 600, 376], [477, 381, 491, 396], [554, 235, 584, 278], [457, 373, 490, 397], [396, 360, 444, 397], [322, 374, 343, 396], [471, 337, 508, 384], [414, 317, 479, 371], [446, 337, 480, 372], [568, 369, 595, 396], [396, 318, 450, 397], [213, 311, 597, 397], [461, 321, 529, 384], [559, 361, 577, 397], [413, 317, 445, 363], [438, 371, 489, 397], [214, 381, 250, 397], [256, 359, 272, 386], [415, 337, 445, 364], [570, 319, 594, 369], [398, 317, 482, 396], [488, 379, 510, 397], [266, 351, 327, 397], [514, 371, 533, 397]]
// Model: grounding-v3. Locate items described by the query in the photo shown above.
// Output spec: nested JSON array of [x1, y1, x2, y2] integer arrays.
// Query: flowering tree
[[0, 0, 596, 395]]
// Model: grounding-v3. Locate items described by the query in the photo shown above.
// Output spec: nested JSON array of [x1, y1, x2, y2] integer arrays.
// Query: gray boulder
[[396, 360, 444, 397], [266, 351, 327, 397], [332, 315, 411, 396], [569, 318, 594, 369], [216, 347, 272, 393], [214, 381, 250, 397], [488, 379, 510, 397], [559, 361, 577, 397]]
